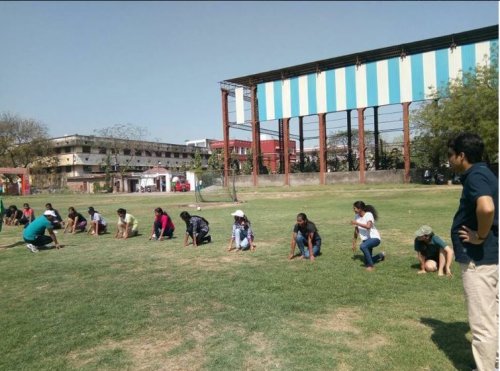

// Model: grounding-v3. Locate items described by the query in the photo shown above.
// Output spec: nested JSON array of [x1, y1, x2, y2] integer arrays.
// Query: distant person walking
[[448, 132, 498, 371], [351, 201, 385, 271]]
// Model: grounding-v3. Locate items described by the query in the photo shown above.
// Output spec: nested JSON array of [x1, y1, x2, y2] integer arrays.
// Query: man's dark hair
[[117, 208, 126, 215], [447, 133, 484, 164]]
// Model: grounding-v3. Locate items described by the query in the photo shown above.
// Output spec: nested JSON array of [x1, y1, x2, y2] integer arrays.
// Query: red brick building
[[210, 137, 296, 173]]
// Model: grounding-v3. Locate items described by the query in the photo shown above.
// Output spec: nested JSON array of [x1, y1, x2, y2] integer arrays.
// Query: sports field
[[0, 184, 471, 370]]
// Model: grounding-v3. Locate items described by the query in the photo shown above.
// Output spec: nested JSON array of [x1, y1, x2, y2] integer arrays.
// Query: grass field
[[0, 184, 473, 370]]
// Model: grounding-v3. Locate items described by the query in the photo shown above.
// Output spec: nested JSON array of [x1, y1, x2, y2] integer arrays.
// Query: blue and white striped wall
[[234, 40, 497, 124]]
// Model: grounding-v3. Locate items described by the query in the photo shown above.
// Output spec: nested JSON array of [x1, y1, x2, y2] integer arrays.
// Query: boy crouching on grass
[[23, 210, 61, 253]]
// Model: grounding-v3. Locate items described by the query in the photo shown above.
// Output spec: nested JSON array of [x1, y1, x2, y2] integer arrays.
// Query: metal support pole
[[402, 102, 411, 183], [251, 86, 259, 186], [347, 110, 353, 171], [283, 117, 290, 185], [221, 89, 230, 187], [373, 106, 380, 170], [357, 108, 366, 184], [318, 113, 327, 185], [299, 116, 304, 172]]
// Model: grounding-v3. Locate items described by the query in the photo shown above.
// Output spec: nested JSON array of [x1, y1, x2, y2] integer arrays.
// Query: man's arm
[[48, 229, 60, 249], [459, 195, 495, 244]]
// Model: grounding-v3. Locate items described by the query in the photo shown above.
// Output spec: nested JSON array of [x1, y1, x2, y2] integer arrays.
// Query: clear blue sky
[[0, 1, 497, 145]]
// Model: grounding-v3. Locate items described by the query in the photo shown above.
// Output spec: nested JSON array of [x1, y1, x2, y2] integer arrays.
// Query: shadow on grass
[[420, 317, 474, 370], [0, 240, 25, 249]]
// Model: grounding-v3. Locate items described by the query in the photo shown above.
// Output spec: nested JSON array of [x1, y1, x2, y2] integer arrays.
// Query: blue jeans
[[154, 221, 174, 238], [359, 238, 382, 267], [296, 231, 321, 258], [235, 228, 250, 250]]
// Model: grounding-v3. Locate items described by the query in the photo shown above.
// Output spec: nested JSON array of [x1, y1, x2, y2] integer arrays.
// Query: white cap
[[44, 210, 57, 218], [231, 210, 245, 218]]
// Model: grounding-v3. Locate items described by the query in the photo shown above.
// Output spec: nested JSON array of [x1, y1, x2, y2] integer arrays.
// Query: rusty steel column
[[402, 102, 411, 183], [373, 106, 380, 170], [299, 116, 304, 172], [357, 108, 366, 184], [283, 117, 290, 185], [250, 86, 259, 186], [318, 113, 327, 185], [221, 89, 230, 187], [347, 110, 353, 171]]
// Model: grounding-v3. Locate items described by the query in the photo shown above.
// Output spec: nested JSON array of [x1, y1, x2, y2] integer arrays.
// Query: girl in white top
[[351, 200, 385, 271]]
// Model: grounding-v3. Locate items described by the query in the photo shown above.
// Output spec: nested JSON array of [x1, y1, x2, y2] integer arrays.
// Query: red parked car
[[174, 179, 190, 192]]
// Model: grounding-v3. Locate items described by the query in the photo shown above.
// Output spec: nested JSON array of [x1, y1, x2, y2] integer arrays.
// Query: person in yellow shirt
[[115, 208, 138, 239]]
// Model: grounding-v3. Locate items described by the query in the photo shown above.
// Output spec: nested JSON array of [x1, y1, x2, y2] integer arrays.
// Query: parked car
[[174, 179, 190, 192]]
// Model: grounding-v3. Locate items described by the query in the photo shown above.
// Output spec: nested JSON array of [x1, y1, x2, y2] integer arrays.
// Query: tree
[[241, 150, 253, 175], [0, 113, 57, 188], [94, 123, 149, 192], [327, 129, 375, 171], [0, 112, 54, 168], [411, 58, 498, 167], [207, 149, 223, 171], [191, 149, 203, 171]]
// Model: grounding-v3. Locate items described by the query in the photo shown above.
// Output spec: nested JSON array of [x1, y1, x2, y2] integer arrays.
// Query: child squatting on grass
[[351, 200, 385, 271], [115, 208, 139, 239], [414, 225, 454, 276], [289, 212, 321, 261], [149, 207, 175, 241], [87, 207, 107, 236], [180, 211, 211, 247], [64, 207, 87, 234], [227, 209, 256, 252]]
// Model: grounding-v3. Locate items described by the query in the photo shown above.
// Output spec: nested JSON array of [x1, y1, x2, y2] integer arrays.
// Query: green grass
[[0, 184, 473, 370]]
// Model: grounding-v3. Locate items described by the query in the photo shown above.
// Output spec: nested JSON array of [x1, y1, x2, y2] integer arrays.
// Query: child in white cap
[[227, 210, 255, 252], [414, 225, 454, 276]]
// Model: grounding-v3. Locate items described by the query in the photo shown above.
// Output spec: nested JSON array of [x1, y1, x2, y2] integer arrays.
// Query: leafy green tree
[[327, 129, 375, 171], [411, 58, 498, 166], [208, 149, 223, 171], [241, 149, 253, 175], [0, 112, 54, 168]]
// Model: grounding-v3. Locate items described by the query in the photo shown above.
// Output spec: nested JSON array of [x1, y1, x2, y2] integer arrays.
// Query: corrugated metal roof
[[222, 25, 498, 87]]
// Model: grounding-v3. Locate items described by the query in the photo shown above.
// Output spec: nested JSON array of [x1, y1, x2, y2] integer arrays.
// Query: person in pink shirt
[[149, 207, 175, 241]]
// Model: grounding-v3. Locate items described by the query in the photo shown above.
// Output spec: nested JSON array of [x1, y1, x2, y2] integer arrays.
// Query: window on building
[[135, 150, 142, 156], [165, 152, 171, 158], [145, 150, 152, 157], [174, 153, 180, 158], [83, 165, 92, 173], [64, 147, 71, 153], [65, 166, 72, 173], [99, 147, 107, 154], [155, 151, 162, 157], [82, 146, 91, 153], [123, 149, 131, 156], [55, 148, 62, 154], [183, 153, 188, 158]]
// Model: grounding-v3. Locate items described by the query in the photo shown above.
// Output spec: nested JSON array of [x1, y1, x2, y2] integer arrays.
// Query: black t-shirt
[[451, 162, 498, 264], [293, 221, 321, 244]]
